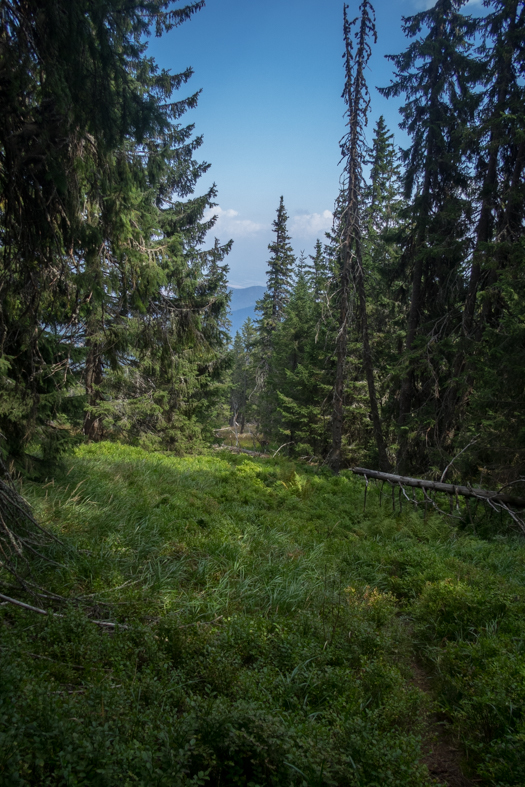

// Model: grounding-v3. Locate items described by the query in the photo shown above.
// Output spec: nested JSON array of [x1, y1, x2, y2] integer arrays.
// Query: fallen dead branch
[[352, 467, 525, 532], [0, 592, 129, 629], [213, 445, 270, 458], [0, 467, 127, 623], [352, 468, 525, 507], [272, 441, 295, 458], [440, 437, 479, 483]]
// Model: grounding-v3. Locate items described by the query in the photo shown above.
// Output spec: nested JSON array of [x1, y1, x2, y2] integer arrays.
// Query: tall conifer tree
[[306, 239, 332, 303], [272, 270, 334, 459], [256, 196, 296, 347], [441, 0, 525, 441], [361, 117, 405, 449], [364, 117, 404, 242], [255, 197, 295, 436], [380, 0, 479, 470], [331, 0, 389, 473], [0, 0, 231, 459]]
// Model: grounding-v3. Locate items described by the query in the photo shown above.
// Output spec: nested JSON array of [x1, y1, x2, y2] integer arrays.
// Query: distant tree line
[[229, 0, 525, 484]]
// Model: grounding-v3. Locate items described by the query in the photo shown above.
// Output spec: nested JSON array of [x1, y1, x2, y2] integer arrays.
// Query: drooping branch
[[0, 475, 63, 594]]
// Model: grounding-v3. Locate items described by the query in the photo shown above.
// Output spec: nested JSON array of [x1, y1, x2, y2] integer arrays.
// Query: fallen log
[[213, 445, 270, 458], [351, 468, 525, 509]]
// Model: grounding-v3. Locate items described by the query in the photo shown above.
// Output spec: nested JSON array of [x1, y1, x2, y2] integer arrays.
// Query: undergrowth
[[1, 443, 524, 785]]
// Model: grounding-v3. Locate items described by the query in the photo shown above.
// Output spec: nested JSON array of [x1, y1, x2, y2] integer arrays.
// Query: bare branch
[[0, 593, 129, 630], [440, 437, 478, 483]]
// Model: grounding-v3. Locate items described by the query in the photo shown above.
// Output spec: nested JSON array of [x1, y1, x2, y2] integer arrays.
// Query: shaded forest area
[[1, 0, 524, 482], [0, 0, 231, 469]]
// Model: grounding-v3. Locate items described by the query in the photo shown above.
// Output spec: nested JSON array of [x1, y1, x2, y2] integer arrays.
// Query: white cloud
[[290, 210, 333, 238], [204, 206, 265, 237]]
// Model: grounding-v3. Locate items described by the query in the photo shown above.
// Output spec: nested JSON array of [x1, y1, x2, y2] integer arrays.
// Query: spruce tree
[[91, 219, 232, 452], [255, 197, 295, 437], [447, 0, 525, 478], [256, 196, 296, 346], [306, 239, 332, 303], [0, 0, 231, 459], [229, 318, 258, 435], [356, 118, 406, 460], [380, 0, 479, 470], [441, 0, 525, 442], [266, 197, 296, 322], [272, 270, 334, 458], [364, 117, 404, 244]]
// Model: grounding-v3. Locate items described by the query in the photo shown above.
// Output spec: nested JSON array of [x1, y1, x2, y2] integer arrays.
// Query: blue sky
[[147, 0, 484, 287]]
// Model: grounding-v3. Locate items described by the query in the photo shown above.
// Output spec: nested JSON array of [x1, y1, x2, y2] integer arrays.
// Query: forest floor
[[1, 443, 524, 786]]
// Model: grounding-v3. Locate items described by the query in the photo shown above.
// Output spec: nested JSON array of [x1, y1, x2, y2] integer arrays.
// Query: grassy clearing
[[1, 443, 524, 786]]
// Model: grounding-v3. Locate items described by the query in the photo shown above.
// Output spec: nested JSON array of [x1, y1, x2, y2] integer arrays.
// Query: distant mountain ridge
[[228, 286, 265, 337], [229, 286, 265, 311]]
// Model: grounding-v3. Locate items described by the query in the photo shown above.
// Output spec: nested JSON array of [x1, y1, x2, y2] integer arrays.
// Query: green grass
[[1, 443, 525, 785]]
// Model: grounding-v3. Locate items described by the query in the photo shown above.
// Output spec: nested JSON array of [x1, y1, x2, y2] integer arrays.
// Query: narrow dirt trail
[[411, 660, 480, 787]]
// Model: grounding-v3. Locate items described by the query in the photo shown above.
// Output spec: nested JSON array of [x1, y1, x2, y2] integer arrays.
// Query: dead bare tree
[[330, 1, 390, 474]]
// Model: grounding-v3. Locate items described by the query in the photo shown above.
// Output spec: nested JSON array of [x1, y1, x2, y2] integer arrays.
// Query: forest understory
[[1, 443, 525, 786]]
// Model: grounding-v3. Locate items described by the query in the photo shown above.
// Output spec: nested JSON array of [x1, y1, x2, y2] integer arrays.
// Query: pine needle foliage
[[0, 0, 231, 462]]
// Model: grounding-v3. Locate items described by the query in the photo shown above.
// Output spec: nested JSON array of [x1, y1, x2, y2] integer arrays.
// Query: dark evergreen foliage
[[380, 0, 481, 471], [254, 197, 296, 437], [0, 0, 231, 463], [229, 318, 258, 434], [255, 196, 296, 345], [329, 0, 391, 473]]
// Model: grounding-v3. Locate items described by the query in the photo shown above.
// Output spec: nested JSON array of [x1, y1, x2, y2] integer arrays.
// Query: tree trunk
[[396, 149, 434, 471], [330, 0, 377, 473], [351, 466, 525, 508], [445, 140, 525, 440], [83, 341, 104, 441], [330, 246, 351, 475], [395, 44, 440, 471], [355, 237, 391, 472]]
